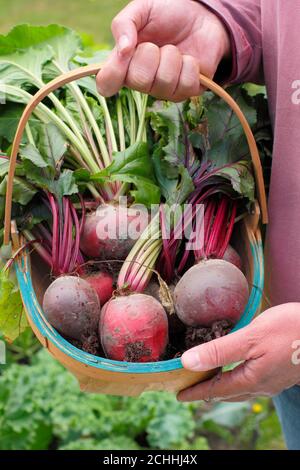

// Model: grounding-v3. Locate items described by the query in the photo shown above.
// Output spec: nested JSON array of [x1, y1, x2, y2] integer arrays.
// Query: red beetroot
[[174, 259, 249, 327], [80, 204, 149, 260], [222, 245, 243, 271], [84, 271, 114, 305], [100, 294, 169, 362], [43, 276, 100, 340]]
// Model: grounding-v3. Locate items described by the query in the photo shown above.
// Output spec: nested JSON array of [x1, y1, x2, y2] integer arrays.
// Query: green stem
[[99, 96, 118, 155], [0, 61, 96, 170], [2, 85, 99, 173], [52, 61, 111, 168], [127, 92, 137, 145], [117, 97, 126, 152], [87, 183, 103, 202], [136, 94, 148, 143], [118, 213, 161, 287], [25, 123, 35, 145], [134, 243, 163, 291]]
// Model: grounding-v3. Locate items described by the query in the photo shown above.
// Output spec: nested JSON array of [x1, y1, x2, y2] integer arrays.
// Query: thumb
[[111, 0, 149, 57], [181, 326, 253, 371], [97, 1, 149, 97]]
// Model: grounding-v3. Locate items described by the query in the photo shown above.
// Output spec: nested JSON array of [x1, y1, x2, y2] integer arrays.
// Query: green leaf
[[50, 169, 78, 200], [0, 269, 28, 343], [20, 123, 67, 177], [214, 160, 255, 201], [93, 142, 161, 206], [243, 83, 267, 99], [0, 47, 53, 86], [0, 103, 28, 144], [0, 158, 10, 178], [0, 24, 78, 55], [45, 28, 82, 71], [20, 144, 49, 170], [153, 146, 194, 205], [149, 101, 186, 177], [101, 142, 153, 179], [127, 177, 161, 206], [0, 24, 82, 89], [74, 49, 110, 66], [73, 168, 91, 182], [23, 163, 78, 201], [204, 86, 257, 166], [38, 123, 67, 169], [0, 176, 37, 205], [18, 122, 71, 199]]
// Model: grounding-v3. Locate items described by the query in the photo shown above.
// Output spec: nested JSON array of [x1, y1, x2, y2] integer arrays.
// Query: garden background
[[0, 0, 284, 451]]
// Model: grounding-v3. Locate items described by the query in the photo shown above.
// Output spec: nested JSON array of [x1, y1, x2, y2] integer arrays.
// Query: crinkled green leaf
[[153, 145, 194, 205], [204, 86, 257, 166], [20, 123, 67, 176], [44, 28, 82, 71], [149, 101, 186, 178], [214, 160, 255, 201], [149, 101, 197, 204], [0, 47, 53, 86], [23, 163, 78, 200], [0, 269, 28, 343], [92, 142, 161, 205], [50, 169, 78, 200]]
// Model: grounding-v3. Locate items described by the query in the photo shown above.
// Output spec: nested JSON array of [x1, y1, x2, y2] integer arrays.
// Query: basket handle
[[3, 64, 268, 245]]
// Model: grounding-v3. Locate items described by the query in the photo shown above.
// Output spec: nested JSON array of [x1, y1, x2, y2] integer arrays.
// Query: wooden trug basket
[[4, 65, 268, 397]]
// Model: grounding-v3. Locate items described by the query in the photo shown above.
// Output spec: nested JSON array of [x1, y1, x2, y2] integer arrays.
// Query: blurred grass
[[0, 0, 128, 44]]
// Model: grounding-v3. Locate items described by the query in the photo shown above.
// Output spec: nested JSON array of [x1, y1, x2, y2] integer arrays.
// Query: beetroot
[[84, 271, 114, 305], [100, 294, 169, 362], [222, 245, 243, 271], [43, 276, 101, 340], [174, 259, 249, 327], [80, 204, 149, 260]]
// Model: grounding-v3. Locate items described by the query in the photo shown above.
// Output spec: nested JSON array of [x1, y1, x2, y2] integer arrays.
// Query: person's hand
[[177, 303, 300, 402], [97, 0, 230, 101]]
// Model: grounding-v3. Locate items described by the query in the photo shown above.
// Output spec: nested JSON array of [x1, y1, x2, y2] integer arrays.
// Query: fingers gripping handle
[[3, 64, 268, 245]]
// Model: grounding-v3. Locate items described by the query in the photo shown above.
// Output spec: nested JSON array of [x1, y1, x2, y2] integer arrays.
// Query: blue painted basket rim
[[16, 237, 264, 375]]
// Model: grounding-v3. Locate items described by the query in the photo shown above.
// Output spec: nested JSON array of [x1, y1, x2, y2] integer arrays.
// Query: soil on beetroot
[[125, 342, 152, 362], [69, 318, 232, 361], [163, 318, 232, 360], [185, 319, 233, 350], [70, 332, 104, 356]]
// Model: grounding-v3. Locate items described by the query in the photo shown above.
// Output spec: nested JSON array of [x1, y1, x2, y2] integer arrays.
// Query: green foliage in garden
[[0, 348, 203, 450], [0, 334, 285, 450]]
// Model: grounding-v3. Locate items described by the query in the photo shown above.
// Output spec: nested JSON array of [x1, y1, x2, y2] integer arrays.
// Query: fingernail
[[118, 35, 130, 56], [181, 351, 203, 371]]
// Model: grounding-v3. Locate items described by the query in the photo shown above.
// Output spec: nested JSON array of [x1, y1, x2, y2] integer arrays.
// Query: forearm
[[198, 0, 264, 84]]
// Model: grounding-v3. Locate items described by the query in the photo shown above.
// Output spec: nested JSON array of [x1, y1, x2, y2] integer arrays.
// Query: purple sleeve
[[198, 0, 263, 83]]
